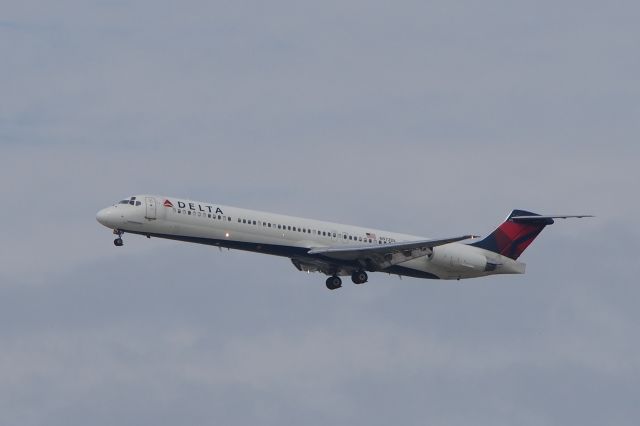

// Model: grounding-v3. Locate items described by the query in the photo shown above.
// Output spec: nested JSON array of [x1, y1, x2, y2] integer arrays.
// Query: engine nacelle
[[430, 246, 491, 272]]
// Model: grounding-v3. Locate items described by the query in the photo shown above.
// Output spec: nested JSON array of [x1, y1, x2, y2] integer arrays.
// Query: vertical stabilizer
[[469, 210, 554, 259]]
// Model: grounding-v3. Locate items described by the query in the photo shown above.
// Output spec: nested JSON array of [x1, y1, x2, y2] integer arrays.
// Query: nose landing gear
[[113, 230, 124, 247]]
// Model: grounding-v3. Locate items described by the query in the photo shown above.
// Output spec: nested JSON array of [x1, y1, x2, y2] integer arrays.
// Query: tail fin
[[470, 209, 554, 260]]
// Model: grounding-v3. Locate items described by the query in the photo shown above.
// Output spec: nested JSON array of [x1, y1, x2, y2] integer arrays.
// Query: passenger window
[[238, 218, 241, 223], [188, 211, 191, 215], [288, 226, 291, 231], [278, 224, 282, 229], [208, 214, 211, 218], [253, 220, 256, 225], [268, 223, 271, 227]]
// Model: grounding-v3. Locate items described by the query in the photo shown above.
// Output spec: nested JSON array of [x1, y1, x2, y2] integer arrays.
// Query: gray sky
[[1, 1, 639, 425]]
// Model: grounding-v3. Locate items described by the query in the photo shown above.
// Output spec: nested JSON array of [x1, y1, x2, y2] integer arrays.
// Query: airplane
[[96, 195, 591, 290]]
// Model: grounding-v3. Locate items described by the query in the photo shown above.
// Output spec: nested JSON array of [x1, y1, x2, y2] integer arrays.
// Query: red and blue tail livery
[[470, 210, 591, 259]]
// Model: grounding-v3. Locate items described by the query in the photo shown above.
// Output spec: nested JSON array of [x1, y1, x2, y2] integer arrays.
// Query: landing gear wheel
[[351, 270, 368, 284], [325, 276, 342, 290], [113, 229, 124, 247]]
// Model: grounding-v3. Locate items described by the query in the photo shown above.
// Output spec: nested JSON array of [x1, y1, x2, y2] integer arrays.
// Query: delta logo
[[169, 199, 225, 215]]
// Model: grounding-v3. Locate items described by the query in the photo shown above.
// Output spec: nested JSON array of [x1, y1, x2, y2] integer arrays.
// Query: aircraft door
[[145, 197, 157, 219]]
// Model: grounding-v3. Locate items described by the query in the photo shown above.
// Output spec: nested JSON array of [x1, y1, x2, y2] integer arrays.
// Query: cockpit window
[[118, 197, 141, 206]]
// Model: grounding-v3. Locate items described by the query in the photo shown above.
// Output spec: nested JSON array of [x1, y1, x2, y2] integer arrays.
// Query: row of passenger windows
[[174, 207, 394, 245], [238, 218, 327, 235], [176, 209, 232, 221], [236, 217, 390, 244]]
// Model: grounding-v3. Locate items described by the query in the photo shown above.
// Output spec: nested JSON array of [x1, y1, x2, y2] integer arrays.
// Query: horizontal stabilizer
[[511, 214, 593, 223]]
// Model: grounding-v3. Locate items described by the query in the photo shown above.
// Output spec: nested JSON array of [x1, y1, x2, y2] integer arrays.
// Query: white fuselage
[[96, 195, 525, 281]]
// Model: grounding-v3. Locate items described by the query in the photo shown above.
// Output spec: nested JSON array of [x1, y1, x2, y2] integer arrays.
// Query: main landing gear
[[351, 270, 368, 285], [113, 230, 124, 247], [325, 271, 369, 290], [325, 276, 342, 290]]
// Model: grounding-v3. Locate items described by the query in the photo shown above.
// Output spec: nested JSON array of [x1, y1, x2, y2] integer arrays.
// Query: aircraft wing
[[307, 235, 477, 270]]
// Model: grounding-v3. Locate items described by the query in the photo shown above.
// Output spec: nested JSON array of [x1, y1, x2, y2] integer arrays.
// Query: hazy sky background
[[1, 1, 639, 425]]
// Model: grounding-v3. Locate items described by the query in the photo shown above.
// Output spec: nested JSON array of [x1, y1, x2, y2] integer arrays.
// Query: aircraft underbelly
[[393, 255, 486, 280]]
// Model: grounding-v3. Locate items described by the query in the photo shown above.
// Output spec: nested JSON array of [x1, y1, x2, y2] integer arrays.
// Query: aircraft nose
[[96, 208, 112, 227]]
